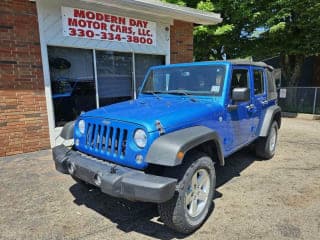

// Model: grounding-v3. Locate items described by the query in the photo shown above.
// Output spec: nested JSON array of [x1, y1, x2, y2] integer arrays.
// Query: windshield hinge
[[155, 120, 165, 135]]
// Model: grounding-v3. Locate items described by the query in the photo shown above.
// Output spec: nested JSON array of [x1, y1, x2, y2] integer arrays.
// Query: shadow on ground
[[69, 147, 258, 239]]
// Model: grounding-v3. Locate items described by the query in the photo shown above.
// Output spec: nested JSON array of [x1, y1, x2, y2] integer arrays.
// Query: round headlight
[[78, 120, 85, 134], [134, 129, 147, 148]]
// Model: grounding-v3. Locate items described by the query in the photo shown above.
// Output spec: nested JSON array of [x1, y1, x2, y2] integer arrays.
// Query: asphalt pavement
[[0, 118, 319, 240]]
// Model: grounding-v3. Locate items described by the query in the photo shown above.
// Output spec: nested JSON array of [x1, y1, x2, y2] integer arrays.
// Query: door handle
[[227, 104, 238, 111], [261, 100, 268, 105], [246, 104, 255, 110]]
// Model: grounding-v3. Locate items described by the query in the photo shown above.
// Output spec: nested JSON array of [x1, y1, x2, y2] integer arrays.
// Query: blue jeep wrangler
[[53, 60, 281, 233]]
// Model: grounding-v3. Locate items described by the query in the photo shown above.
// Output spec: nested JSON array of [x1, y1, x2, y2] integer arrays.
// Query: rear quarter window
[[266, 70, 277, 100], [253, 69, 264, 95]]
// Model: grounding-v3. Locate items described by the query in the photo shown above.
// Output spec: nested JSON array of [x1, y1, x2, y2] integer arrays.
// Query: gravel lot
[[0, 118, 320, 240]]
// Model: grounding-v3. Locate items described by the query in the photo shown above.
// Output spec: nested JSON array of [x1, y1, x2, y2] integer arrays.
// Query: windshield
[[141, 65, 226, 96]]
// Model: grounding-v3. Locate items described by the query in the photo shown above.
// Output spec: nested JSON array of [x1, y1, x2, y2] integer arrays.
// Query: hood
[[82, 96, 223, 132]]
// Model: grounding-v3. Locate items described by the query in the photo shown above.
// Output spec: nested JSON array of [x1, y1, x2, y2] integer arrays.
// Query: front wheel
[[158, 152, 216, 234], [255, 121, 279, 159]]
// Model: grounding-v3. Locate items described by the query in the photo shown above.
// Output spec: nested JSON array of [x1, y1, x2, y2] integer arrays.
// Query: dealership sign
[[62, 7, 156, 45]]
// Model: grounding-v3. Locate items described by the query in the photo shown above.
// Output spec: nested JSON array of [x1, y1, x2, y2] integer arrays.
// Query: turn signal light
[[177, 151, 184, 160]]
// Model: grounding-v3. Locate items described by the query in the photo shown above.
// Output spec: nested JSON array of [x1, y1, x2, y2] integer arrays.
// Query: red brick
[[170, 20, 194, 63], [0, 0, 50, 157]]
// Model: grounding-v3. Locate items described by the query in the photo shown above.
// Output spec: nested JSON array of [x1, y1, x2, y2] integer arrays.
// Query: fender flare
[[60, 121, 75, 140], [259, 105, 281, 137], [146, 126, 224, 167]]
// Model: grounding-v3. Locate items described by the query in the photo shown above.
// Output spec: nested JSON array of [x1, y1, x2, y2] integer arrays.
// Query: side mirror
[[232, 87, 250, 102]]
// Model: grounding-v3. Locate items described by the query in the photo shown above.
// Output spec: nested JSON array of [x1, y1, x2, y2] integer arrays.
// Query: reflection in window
[[96, 51, 133, 107], [135, 54, 165, 90], [48, 48, 166, 127], [48, 46, 96, 127]]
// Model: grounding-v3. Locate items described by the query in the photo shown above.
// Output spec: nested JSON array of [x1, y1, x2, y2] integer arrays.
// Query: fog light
[[67, 162, 76, 175], [135, 154, 143, 164], [94, 173, 102, 186], [75, 138, 79, 146]]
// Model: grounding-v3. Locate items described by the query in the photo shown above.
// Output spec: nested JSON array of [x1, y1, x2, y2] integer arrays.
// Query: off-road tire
[[256, 121, 278, 159], [158, 151, 216, 234]]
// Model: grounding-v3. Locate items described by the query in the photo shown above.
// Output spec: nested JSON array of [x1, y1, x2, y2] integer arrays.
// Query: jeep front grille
[[85, 123, 128, 157]]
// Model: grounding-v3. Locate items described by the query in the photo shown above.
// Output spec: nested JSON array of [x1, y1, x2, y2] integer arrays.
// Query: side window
[[253, 69, 265, 95], [266, 70, 277, 100], [231, 68, 249, 92]]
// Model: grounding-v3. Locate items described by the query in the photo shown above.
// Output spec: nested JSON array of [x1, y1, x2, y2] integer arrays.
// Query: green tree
[[165, 0, 320, 86]]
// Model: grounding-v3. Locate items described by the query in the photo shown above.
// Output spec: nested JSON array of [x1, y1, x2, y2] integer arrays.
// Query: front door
[[227, 67, 255, 149]]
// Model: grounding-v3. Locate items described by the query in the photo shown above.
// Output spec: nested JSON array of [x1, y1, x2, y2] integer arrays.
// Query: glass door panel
[[96, 51, 133, 107]]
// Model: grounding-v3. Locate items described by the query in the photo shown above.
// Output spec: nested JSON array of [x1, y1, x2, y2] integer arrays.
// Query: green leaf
[[167, 0, 320, 61], [269, 22, 286, 33], [161, 0, 186, 6], [213, 24, 235, 36], [197, 1, 215, 11]]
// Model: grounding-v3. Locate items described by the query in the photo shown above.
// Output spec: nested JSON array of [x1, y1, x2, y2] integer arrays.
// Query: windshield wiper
[[141, 90, 161, 100], [167, 90, 197, 102]]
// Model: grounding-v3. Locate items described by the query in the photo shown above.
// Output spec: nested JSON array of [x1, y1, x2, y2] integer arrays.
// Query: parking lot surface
[[1, 118, 320, 240]]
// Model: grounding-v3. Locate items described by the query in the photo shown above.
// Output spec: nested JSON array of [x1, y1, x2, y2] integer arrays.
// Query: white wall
[[36, 0, 171, 147]]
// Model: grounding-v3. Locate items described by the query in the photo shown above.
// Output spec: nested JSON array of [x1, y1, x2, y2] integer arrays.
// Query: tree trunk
[[280, 53, 305, 86], [312, 55, 320, 87], [279, 54, 305, 113]]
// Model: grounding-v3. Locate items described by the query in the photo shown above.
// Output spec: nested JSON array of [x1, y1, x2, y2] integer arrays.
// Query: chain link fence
[[278, 87, 320, 114]]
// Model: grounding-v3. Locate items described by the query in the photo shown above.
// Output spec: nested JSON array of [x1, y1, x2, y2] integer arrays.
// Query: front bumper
[[52, 145, 177, 203]]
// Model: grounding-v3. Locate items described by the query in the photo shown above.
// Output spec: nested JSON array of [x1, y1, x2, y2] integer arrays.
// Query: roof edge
[[79, 0, 222, 25]]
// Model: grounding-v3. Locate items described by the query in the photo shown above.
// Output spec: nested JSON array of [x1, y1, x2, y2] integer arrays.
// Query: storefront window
[[135, 54, 165, 90], [48, 46, 96, 127], [48, 47, 165, 128], [96, 51, 133, 107]]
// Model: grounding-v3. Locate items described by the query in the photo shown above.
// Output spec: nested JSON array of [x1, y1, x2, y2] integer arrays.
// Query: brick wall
[[170, 20, 194, 63], [0, 0, 50, 156]]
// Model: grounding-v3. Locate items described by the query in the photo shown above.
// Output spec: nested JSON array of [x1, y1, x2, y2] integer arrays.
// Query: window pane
[[96, 51, 132, 107], [142, 65, 226, 96], [267, 70, 277, 99], [253, 69, 264, 95], [135, 54, 165, 90], [48, 46, 96, 127], [231, 69, 249, 90]]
